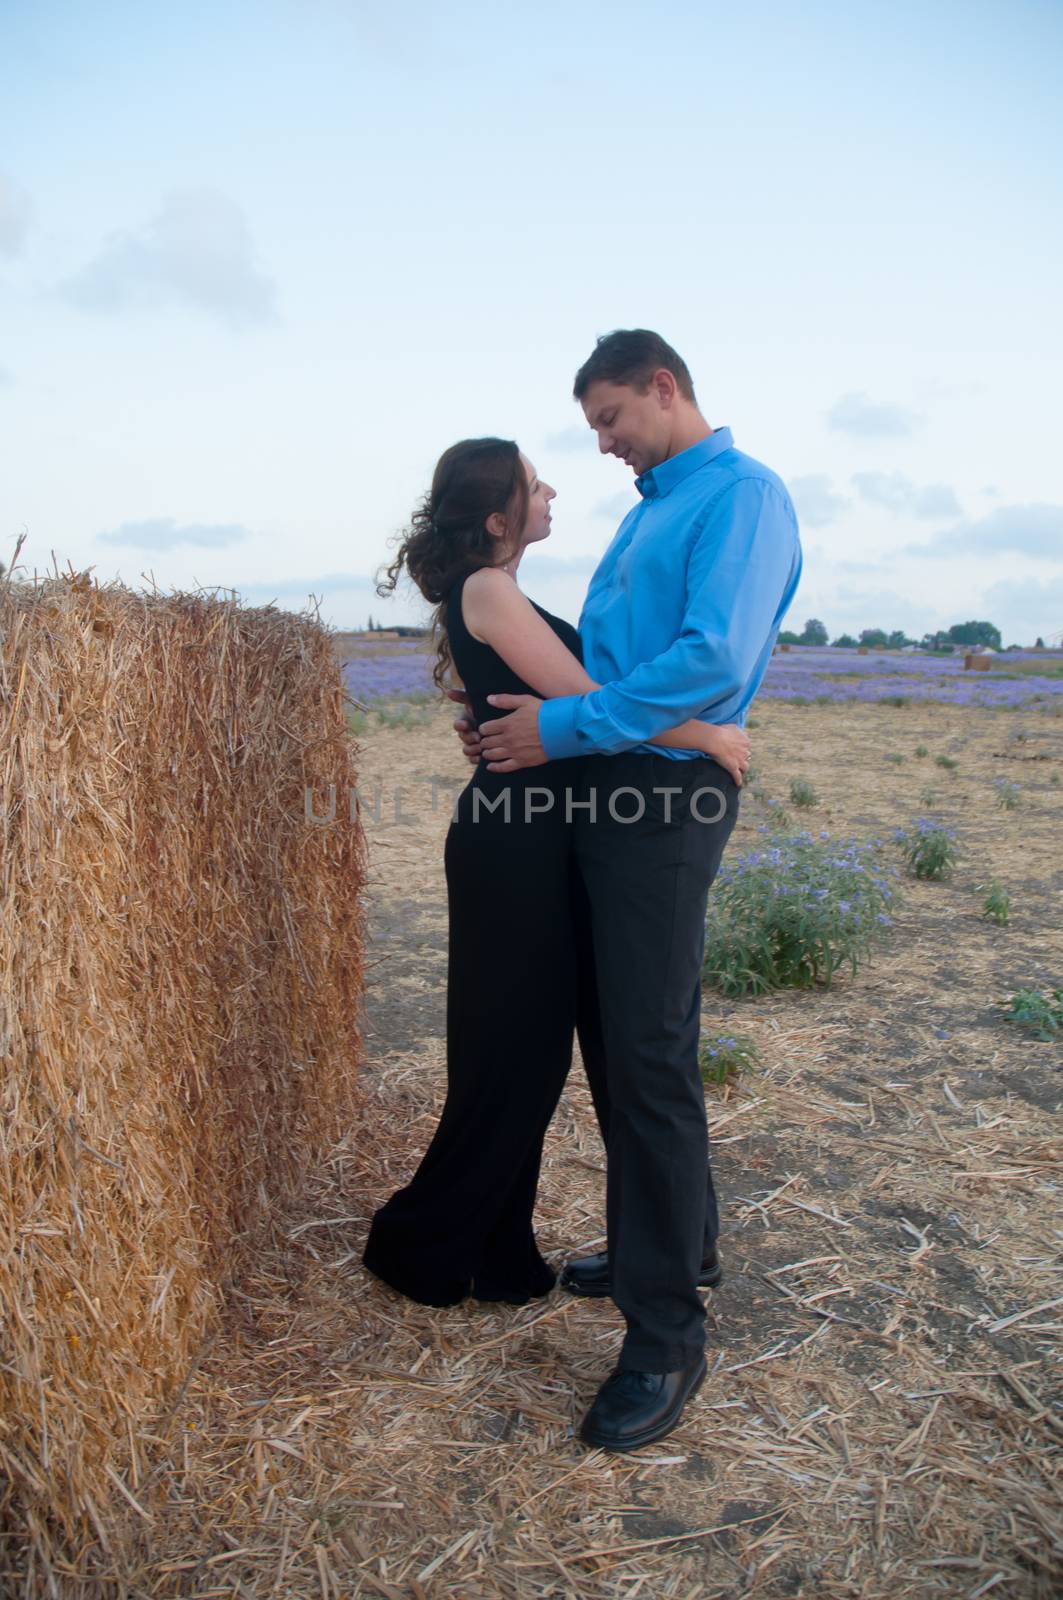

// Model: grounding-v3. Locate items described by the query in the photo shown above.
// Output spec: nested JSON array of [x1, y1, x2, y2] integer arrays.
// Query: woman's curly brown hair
[[377, 438, 528, 691]]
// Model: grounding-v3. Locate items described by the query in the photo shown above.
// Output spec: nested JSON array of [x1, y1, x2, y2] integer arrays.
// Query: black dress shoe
[[560, 1246, 722, 1298], [579, 1356, 707, 1452]]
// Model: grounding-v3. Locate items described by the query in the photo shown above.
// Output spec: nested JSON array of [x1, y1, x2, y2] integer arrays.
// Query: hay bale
[[964, 652, 992, 671], [0, 571, 365, 1568]]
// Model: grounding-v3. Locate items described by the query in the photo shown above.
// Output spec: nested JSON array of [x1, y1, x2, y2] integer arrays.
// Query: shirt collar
[[635, 426, 734, 501]]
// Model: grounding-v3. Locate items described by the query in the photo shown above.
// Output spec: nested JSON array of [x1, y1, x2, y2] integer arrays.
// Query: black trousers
[[571, 753, 740, 1372], [363, 764, 578, 1305]]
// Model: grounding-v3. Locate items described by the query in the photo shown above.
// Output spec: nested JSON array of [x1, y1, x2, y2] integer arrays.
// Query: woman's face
[[518, 453, 555, 548]]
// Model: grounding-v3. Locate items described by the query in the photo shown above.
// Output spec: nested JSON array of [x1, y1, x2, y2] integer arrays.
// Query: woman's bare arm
[[460, 569, 750, 780]]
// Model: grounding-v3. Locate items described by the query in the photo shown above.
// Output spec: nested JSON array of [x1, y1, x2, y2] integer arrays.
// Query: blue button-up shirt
[[538, 427, 802, 760]]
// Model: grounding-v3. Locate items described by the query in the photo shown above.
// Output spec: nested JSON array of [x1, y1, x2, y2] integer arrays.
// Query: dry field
[[55, 699, 1062, 1598]]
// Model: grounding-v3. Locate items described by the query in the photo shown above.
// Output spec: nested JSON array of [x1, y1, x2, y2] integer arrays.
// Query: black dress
[[362, 571, 586, 1305]]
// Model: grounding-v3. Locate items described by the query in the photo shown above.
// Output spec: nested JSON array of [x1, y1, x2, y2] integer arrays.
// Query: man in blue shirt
[[475, 330, 801, 1450]]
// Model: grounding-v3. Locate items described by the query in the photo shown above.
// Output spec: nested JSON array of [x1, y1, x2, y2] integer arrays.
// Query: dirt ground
[[107, 700, 1062, 1598]]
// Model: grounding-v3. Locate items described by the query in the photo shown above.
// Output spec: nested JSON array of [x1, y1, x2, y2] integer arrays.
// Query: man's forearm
[[538, 637, 745, 760]]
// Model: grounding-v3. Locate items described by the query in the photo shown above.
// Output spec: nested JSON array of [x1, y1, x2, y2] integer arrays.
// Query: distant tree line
[[778, 618, 1017, 651], [364, 614, 427, 637]]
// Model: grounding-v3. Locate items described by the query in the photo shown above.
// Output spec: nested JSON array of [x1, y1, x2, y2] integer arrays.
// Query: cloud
[[906, 503, 1063, 562], [231, 572, 381, 628], [97, 518, 252, 550], [593, 491, 639, 521], [0, 364, 13, 387], [114, 573, 382, 632], [852, 471, 961, 519], [789, 578, 941, 642], [233, 572, 378, 601], [543, 426, 595, 452], [827, 584, 941, 635], [789, 474, 849, 527], [914, 376, 988, 402], [0, 172, 32, 257], [826, 391, 921, 438], [518, 550, 600, 579], [62, 189, 276, 327], [980, 574, 1063, 646]]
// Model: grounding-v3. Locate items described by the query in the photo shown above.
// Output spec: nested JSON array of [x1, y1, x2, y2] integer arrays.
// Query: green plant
[[703, 830, 899, 996], [919, 785, 939, 807], [374, 701, 434, 730], [885, 752, 906, 764], [699, 1033, 761, 1086], [981, 881, 1011, 925], [935, 754, 959, 771], [1050, 771, 1061, 787], [995, 779, 1021, 810], [894, 819, 958, 881], [755, 795, 790, 827], [1004, 988, 1063, 1041], [747, 717, 760, 729], [915, 744, 929, 758], [880, 694, 911, 708], [789, 778, 819, 808]]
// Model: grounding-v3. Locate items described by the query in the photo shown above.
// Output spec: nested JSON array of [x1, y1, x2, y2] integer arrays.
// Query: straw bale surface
[[5, 683, 1061, 1596], [0, 574, 364, 1576]]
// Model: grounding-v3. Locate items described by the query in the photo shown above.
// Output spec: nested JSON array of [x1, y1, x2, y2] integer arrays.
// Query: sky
[[2, 0, 1062, 645]]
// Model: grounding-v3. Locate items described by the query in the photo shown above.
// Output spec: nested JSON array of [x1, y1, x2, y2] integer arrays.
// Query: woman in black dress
[[362, 438, 749, 1307]]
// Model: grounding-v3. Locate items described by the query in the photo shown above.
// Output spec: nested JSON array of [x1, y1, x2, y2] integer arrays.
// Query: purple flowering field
[[335, 636, 435, 704], [338, 632, 1063, 712], [758, 647, 1063, 708]]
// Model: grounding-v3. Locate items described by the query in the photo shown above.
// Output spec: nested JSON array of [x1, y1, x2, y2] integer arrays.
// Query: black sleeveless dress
[[362, 572, 589, 1305]]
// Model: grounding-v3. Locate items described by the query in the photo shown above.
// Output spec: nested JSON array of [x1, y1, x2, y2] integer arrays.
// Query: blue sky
[[2, 0, 1062, 643]]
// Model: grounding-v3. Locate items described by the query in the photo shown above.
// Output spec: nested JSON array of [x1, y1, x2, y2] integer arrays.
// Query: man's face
[[580, 377, 671, 477]]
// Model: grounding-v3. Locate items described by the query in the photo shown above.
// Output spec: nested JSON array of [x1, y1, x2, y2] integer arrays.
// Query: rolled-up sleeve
[[539, 479, 799, 760]]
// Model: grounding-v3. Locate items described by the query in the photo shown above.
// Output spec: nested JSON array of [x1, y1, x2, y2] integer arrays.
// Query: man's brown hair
[[573, 328, 697, 404]]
